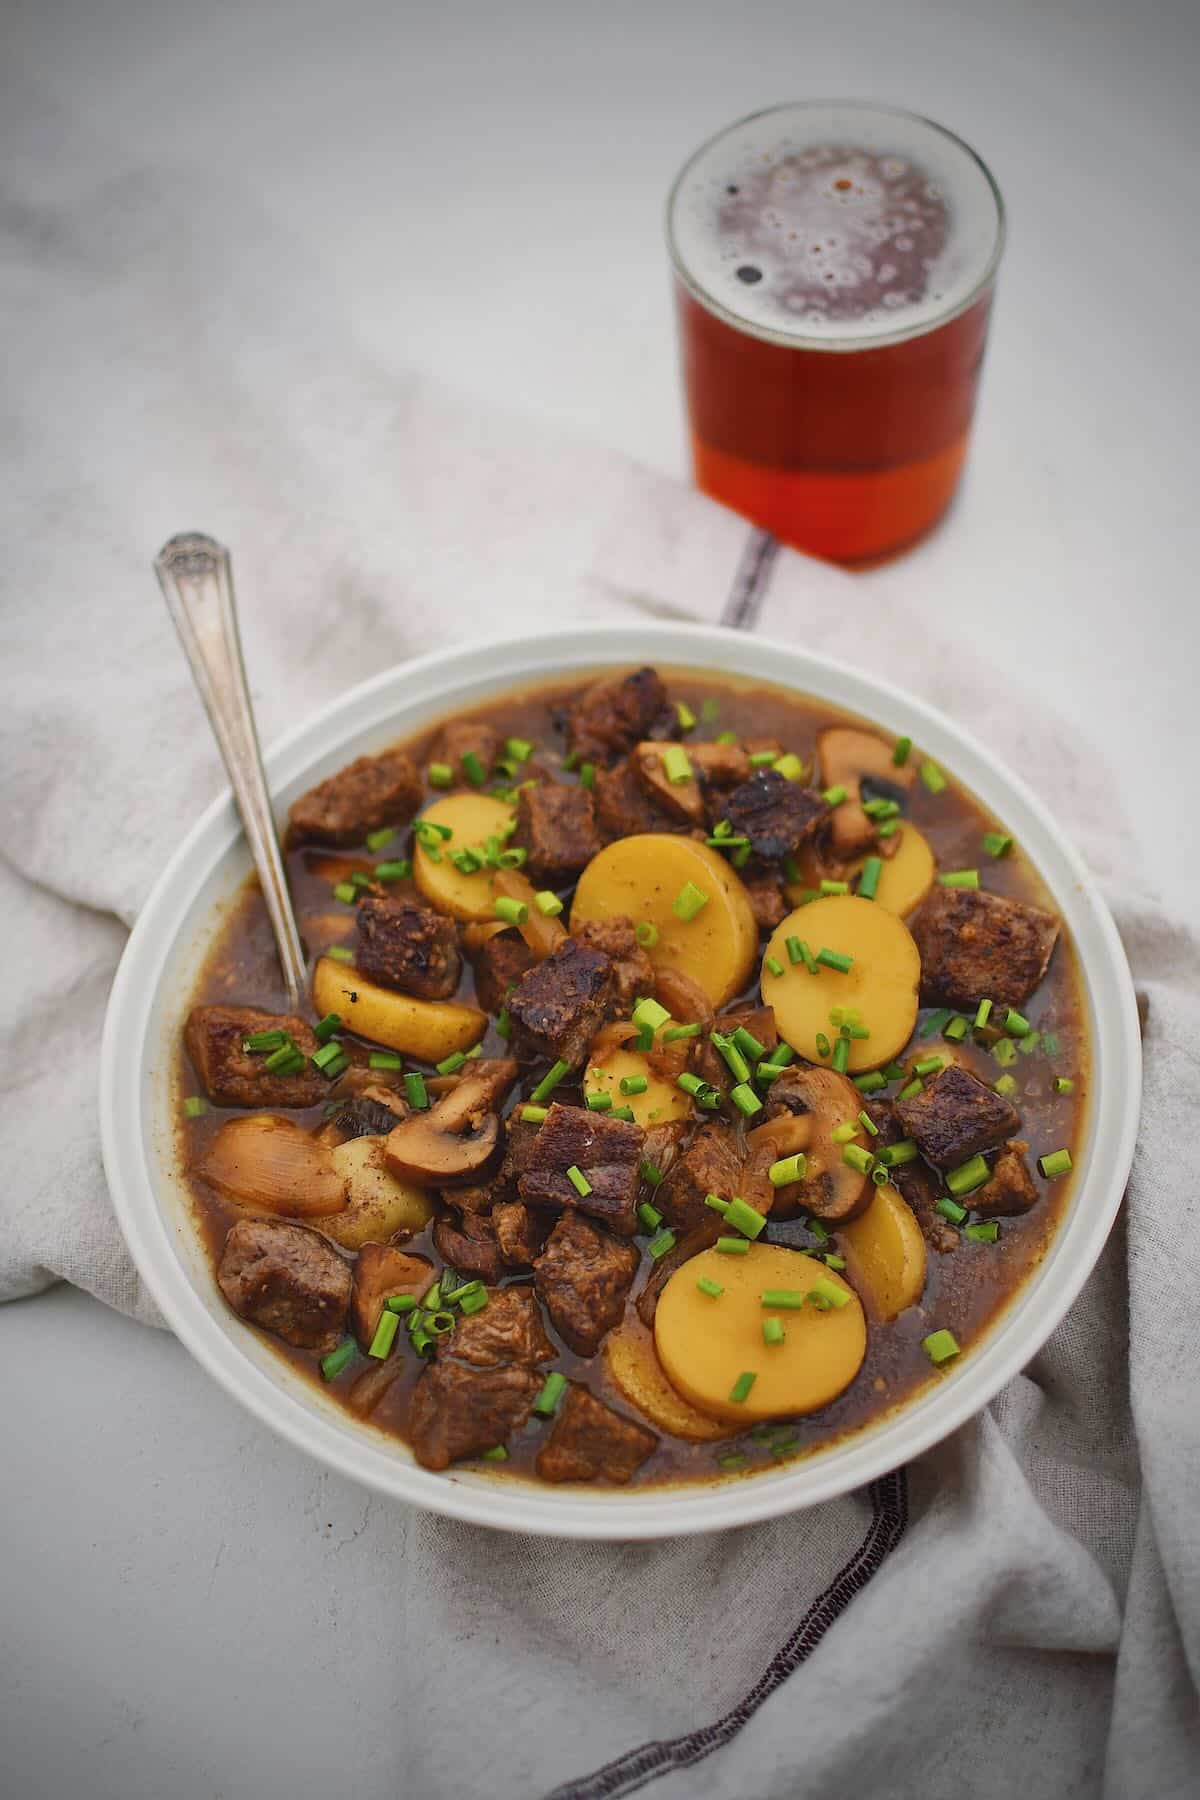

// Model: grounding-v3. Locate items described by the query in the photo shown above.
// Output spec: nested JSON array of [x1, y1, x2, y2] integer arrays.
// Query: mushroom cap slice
[[764, 1064, 872, 1221], [817, 727, 914, 859], [382, 1065, 510, 1186]]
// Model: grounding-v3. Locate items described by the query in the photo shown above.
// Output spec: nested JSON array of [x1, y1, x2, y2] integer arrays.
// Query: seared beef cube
[[498, 1117, 541, 1194], [744, 874, 787, 931], [512, 782, 601, 884], [287, 749, 422, 847], [432, 1209, 504, 1282], [639, 1120, 688, 1186], [451, 1178, 502, 1216], [720, 769, 829, 862], [217, 1218, 350, 1352], [656, 1121, 743, 1231], [571, 916, 654, 1013], [972, 1141, 1039, 1217], [349, 1244, 434, 1348], [912, 888, 1060, 1010], [469, 929, 535, 1016], [632, 742, 706, 827], [518, 1102, 645, 1235], [493, 1201, 553, 1267], [564, 667, 671, 766], [690, 741, 751, 788], [896, 1066, 1020, 1170], [408, 1361, 541, 1470], [356, 896, 461, 1000], [443, 1287, 556, 1368], [593, 757, 681, 842], [533, 1211, 638, 1355], [184, 1005, 325, 1108], [507, 938, 615, 1067], [429, 719, 501, 786], [535, 1385, 657, 1485], [865, 1102, 961, 1252]]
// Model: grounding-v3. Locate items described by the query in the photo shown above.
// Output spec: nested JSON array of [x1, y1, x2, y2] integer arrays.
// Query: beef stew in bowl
[[177, 665, 1089, 1491]]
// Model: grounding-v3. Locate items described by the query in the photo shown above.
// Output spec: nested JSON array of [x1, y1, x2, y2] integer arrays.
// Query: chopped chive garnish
[[918, 1008, 952, 1038], [333, 881, 357, 904], [842, 1143, 874, 1174], [638, 1202, 663, 1233], [562, 751, 581, 772], [705, 1193, 730, 1215], [882, 1060, 907, 1080], [763, 1317, 785, 1346], [326, 944, 354, 963], [696, 1276, 724, 1299], [943, 1015, 969, 1042], [521, 1104, 548, 1124], [1039, 1148, 1073, 1178], [183, 1095, 207, 1118], [878, 819, 899, 839], [715, 728, 738, 745], [458, 1288, 489, 1315], [1004, 1008, 1032, 1037], [495, 1008, 511, 1039], [732, 1026, 766, 1062], [724, 1196, 766, 1237], [374, 859, 411, 882], [585, 1091, 613, 1112], [858, 856, 883, 901], [748, 749, 777, 768], [939, 869, 980, 889], [862, 797, 900, 821], [816, 947, 854, 973], [367, 1309, 401, 1359], [992, 1037, 1018, 1068], [619, 1073, 648, 1096], [461, 750, 488, 788], [993, 1074, 1018, 1096], [675, 700, 697, 732], [832, 1122, 858, 1144], [529, 1060, 570, 1105], [533, 1372, 567, 1416], [1017, 1030, 1042, 1056], [672, 881, 709, 922], [640, 1160, 663, 1186], [494, 896, 528, 927], [914, 1055, 944, 1077], [718, 1451, 747, 1470], [634, 920, 659, 947], [1054, 1076, 1075, 1095], [946, 1154, 990, 1196], [661, 1022, 702, 1042], [728, 1371, 757, 1404], [774, 752, 805, 781], [974, 997, 993, 1029], [923, 1329, 960, 1365], [935, 1195, 967, 1224], [436, 1050, 467, 1076], [632, 996, 671, 1033], [677, 1071, 718, 1104], [853, 1071, 887, 1093], [349, 869, 372, 891], [920, 760, 947, 794], [716, 1236, 750, 1255], [427, 762, 453, 788], [607, 1105, 636, 1125], [871, 1167, 890, 1185], [633, 1025, 654, 1052], [242, 1029, 288, 1053], [647, 1229, 677, 1261], [505, 736, 533, 763], [815, 1032, 832, 1059], [786, 935, 804, 965], [818, 880, 849, 897], [898, 1077, 923, 1101], [730, 1083, 763, 1118], [758, 1288, 806, 1310], [531, 890, 563, 918], [858, 1109, 879, 1136], [369, 1050, 404, 1071], [982, 832, 1013, 858], [713, 1032, 751, 1083], [320, 1338, 356, 1381], [966, 1221, 1000, 1243], [481, 1445, 508, 1462], [892, 735, 912, 766], [769, 1154, 807, 1186], [263, 1041, 303, 1074], [764, 955, 785, 978], [807, 1220, 830, 1243], [451, 848, 483, 875], [822, 784, 847, 806], [809, 1276, 851, 1310], [579, 762, 596, 790], [566, 1164, 592, 1197], [404, 1072, 429, 1110], [878, 1139, 919, 1168], [831, 1037, 850, 1074], [662, 745, 693, 784]]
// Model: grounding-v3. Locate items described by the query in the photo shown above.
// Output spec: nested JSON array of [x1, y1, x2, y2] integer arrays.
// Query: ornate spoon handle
[[155, 532, 308, 1012]]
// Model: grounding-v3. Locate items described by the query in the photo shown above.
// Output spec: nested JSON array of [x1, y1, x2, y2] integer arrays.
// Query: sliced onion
[[195, 1114, 348, 1216]]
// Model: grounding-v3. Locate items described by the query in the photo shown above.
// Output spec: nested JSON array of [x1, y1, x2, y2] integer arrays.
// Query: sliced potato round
[[852, 825, 935, 917], [412, 793, 516, 921], [318, 1136, 435, 1249], [571, 834, 757, 1008], [604, 1321, 734, 1441], [763, 895, 920, 1072], [312, 958, 486, 1061], [654, 1244, 866, 1423], [838, 1183, 927, 1322], [584, 1046, 692, 1129]]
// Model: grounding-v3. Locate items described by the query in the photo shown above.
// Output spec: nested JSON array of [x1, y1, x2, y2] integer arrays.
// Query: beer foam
[[669, 103, 1003, 346]]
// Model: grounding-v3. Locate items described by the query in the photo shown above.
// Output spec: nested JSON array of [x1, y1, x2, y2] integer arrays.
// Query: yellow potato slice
[[604, 1321, 733, 1441], [412, 793, 516, 922], [852, 826, 935, 917], [312, 958, 487, 1060], [571, 834, 757, 1008], [763, 895, 920, 1072], [838, 1183, 927, 1321], [655, 1244, 866, 1422], [584, 1046, 692, 1129], [317, 1137, 434, 1249]]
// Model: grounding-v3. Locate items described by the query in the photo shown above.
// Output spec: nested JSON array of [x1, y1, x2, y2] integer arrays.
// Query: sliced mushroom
[[632, 742, 706, 826], [349, 1242, 435, 1348], [764, 1065, 872, 1221], [689, 741, 751, 788], [194, 1115, 349, 1217], [743, 1111, 814, 1218], [651, 968, 715, 1028], [383, 1066, 509, 1186], [816, 727, 915, 860]]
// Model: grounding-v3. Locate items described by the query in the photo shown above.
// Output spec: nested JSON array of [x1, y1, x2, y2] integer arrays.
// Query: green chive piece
[[333, 881, 357, 904], [831, 1036, 850, 1075], [533, 1372, 567, 1416], [858, 1109, 879, 1137], [724, 1196, 766, 1238], [640, 1160, 663, 1186], [505, 737, 533, 764], [451, 849, 483, 875], [923, 1328, 961, 1365], [882, 1060, 907, 1080], [1004, 1008, 1032, 1037], [858, 856, 883, 901], [816, 947, 854, 973], [935, 1195, 967, 1224], [966, 1221, 1000, 1243], [914, 1054, 944, 1077], [427, 762, 453, 788], [647, 1229, 677, 1261], [974, 997, 993, 1029], [632, 996, 671, 1033], [566, 1164, 592, 1197], [673, 881, 710, 922], [461, 750, 488, 787], [182, 1095, 207, 1118], [635, 920, 659, 947], [263, 1041, 303, 1074], [579, 762, 596, 790], [842, 1143, 874, 1174], [716, 1236, 751, 1255], [715, 729, 738, 745], [943, 1016, 969, 1043], [374, 859, 411, 882], [809, 1276, 851, 1310], [763, 1317, 785, 1346], [458, 1288, 489, 1316], [638, 1202, 663, 1233], [898, 1077, 923, 1101], [531, 890, 563, 918], [1054, 1076, 1075, 1095], [404, 1072, 429, 1110], [822, 784, 847, 806], [774, 752, 805, 781], [819, 880, 849, 897], [436, 1051, 467, 1076], [831, 1121, 858, 1145], [704, 1193, 730, 1215], [368, 1309, 401, 1359], [663, 745, 693, 784], [756, 1289, 804, 1310], [920, 760, 947, 794], [946, 1153, 991, 1196], [732, 1026, 766, 1062], [878, 1139, 919, 1168], [242, 1029, 288, 1053], [320, 1338, 356, 1381], [918, 1008, 952, 1038], [608, 1105, 638, 1125], [530, 1059, 570, 1104], [939, 869, 980, 890], [730, 1083, 763, 1118], [696, 1276, 724, 1299], [521, 1104, 548, 1124], [785, 935, 804, 965], [807, 1219, 830, 1243], [1039, 1148, 1073, 1178], [854, 1071, 887, 1094], [993, 1074, 1018, 1096], [982, 831, 1013, 858], [892, 735, 913, 766], [326, 944, 355, 963], [1017, 1030, 1042, 1057], [494, 896, 528, 927], [369, 1050, 404, 1071], [769, 1154, 807, 1186], [992, 1036, 1018, 1067], [764, 955, 785, 978], [713, 1033, 751, 1083], [862, 797, 901, 821], [718, 1451, 747, 1471], [748, 748, 778, 769], [675, 700, 697, 732], [619, 1073, 649, 1096], [823, 1253, 848, 1270], [481, 1445, 509, 1462], [661, 1022, 702, 1042], [815, 1032, 832, 1060], [728, 1371, 757, 1404], [585, 1091, 613, 1112], [878, 819, 900, 839]]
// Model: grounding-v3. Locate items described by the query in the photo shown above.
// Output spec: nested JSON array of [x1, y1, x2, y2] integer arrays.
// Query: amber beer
[[668, 103, 1005, 563]]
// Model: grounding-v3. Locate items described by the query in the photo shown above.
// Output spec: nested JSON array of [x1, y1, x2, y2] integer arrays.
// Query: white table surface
[[2, 2, 1197, 1796]]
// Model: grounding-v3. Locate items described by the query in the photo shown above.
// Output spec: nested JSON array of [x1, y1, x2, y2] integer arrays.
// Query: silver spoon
[[155, 532, 308, 1012]]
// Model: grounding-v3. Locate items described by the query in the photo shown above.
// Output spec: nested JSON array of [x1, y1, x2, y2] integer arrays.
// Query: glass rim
[[666, 99, 1007, 354]]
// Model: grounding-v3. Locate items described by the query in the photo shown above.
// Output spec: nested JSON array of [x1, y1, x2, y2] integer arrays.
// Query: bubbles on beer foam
[[671, 105, 1001, 343]]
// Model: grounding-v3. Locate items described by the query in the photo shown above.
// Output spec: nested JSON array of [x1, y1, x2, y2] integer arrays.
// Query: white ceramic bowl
[[100, 624, 1140, 1539]]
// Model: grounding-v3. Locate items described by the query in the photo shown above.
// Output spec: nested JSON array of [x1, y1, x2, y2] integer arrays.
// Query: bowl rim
[[99, 622, 1141, 1539]]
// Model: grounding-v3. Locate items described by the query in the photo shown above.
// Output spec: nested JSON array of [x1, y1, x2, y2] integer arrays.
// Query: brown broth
[[176, 670, 1088, 1489]]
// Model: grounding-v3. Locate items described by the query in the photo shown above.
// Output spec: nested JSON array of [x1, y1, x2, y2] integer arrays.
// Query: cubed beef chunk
[[593, 757, 682, 842], [655, 1121, 744, 1231], [184, 1005, 325, 1108], [512, 782, 601, 884], [355, 895, 461, 1000], [690, 741, 751, 788], [865, 1100, 960, 1253], [719, 769, 829, 862], [533, 1210, 638, 1355], [407, 1361, 541, 1470], [912, 887, 1060, 1010], [443, 1287, 556, 1368], [493, 1201, 553, 1267], [972, 1140, 1040, 1217], [287, 749, 422, 847], [639, 1119, 689, 1186], [570, 916, 655, 1013], [896, 1066, 1020, 1170], [535, 1385, 657, 1485], [518, 1103, 645, 1235], [429, 718, 501, 786], [468, 928, 535, 1016], [498, 1116, 541, 1193], [432, 1209, 504, 1282], [217, 1218, 350, 1352], [744, 874, 787, 931], [349, 1244, 434, 1348], [564, 667, 671, 766], [507, 938, 615, 1067], [632, 742, 706, 827]]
